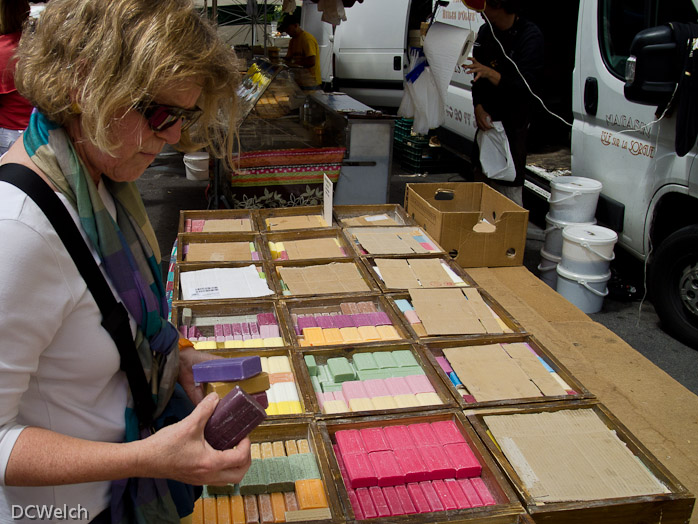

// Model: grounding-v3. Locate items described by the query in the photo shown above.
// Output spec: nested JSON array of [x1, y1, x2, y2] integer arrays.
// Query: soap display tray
[[334, 204, 416, 228], [178, 208, 257, 235], [265, 229, 357, 262], [177, 232, 265, 265]]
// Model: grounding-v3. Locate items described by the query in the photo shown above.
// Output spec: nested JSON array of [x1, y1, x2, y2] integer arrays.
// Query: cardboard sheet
[[501, 342, 569, 397], [278, 263, 370, 295], [410, 288, 484, 335], [341, 214, 400, 227], [201, 218, 252, 232], [462, 288, 507, 333], [349, 227, 438, 255], [284, 238, 345, 260], [185, 241, 253, 262], [376, 258, 456, 289], [409, 258, 456, 288], [266, 215, 328, 230], [484, 410, 670, 502]]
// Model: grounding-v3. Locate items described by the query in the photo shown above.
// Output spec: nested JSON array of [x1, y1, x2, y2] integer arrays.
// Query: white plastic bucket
[[543, 213, 596, 257], [548, 176, 602, 222], [556, 265, 610, 314], [183, 152, 209, 181], [537, 249, 561, 289], [560, 224, 618, 275]]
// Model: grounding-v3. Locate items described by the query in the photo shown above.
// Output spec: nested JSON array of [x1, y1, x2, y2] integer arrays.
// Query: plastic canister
[[183, 152, 210, 181], [548, 176, 602, 222], [556, 265, 610, 314], [560, 224, 618, 275], [537, 249, 561, 289], [543, 213, 596, 257]]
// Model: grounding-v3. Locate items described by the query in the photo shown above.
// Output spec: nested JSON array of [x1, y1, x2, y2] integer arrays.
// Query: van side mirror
[[624, 25, 680, 106]]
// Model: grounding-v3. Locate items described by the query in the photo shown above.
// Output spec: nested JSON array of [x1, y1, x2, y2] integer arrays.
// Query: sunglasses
[[133, 101, 202, 132]]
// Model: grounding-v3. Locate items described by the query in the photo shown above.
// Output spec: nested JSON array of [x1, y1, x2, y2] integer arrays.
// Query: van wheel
[[650, 225, 698, 349]]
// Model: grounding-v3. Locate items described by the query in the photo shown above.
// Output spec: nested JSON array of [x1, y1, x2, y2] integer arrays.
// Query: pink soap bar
[[185, 218, 192, 232], [249, 322, 260, 339], [463, 394, 477, 403], [179, 325, 188, 337], [256, 312, 275, 325], [408, 423, 440, 447], [223, 323, 233, 337], [333, 315, 354, 329], [343, 452, 377, 488], [346, 489, 364, 520], [381, 486, 405, 516], [457, 478, 483, 507], [418, 481, 444, 512], [369, 486, 391, 517], [384, 425, 416, 449], [316, 316, 334, 329], [470, 477, 497, 505], [368, 450, 405, 487], [356, 488, 377, 519], [335, 429, 366, 456], [232, 323, 243, 340], [241, 322, 251, 340], [393, 447, 428, 482], [341, 381, 369, 401], [192, 219, 205, 231], [297, 316, 318, 330], [259, 324, 280, 338], [445, 478, 471, 509], [404, 310, 421, 324], [435, 356, 453, 373], [394, 485, 417, 514], [359, 427, 390, 453], [432, 479, 458, 510], [351, 313, 373, 327], [418, 446, 456, 480], [363, 378, 390, 398], [405, 375, 435, 395], [214, 324, 225, 337], [406, 483, 431, 514], [431, 420, 466, 445], [374, 312, 391, 325], [333, 444, 348, 477], [443, 442, 482, 478], [384, 377, 411, 396]]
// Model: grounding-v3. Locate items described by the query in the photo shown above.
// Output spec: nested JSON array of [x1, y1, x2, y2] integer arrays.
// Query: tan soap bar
[[323, 400, 349, 414], [416, 392, 442, 406], [285, 440, 299, 455], [204, 372, 270, 396], [297, 439, 311, 454], [412, 323, 428, 338], [372, 396, 398, 410], [358, 325, 380, 341], [322, 328, 343, 344], [349, 398, 375, 412], [376, 325, 400, 340], [339, 327, 361, 343], [394, 394, 420, 408]]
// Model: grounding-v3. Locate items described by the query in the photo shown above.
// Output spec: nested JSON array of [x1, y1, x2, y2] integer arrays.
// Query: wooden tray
[[360, 255, 477, 293], [177, 232, 265, 264], [258, 206, 337, 231], [344, 226, 445, 257], [178, 208, 257, 234], [334, 204, 416, 228], [272, 259, 380, 298], [265, 229, 356, 262]]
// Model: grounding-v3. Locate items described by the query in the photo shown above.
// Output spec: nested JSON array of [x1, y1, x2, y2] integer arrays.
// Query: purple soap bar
[[351, 313, 372, 327], [373, 312, 391, 326], [315, 315, 335, 329], [256, 312, 276, 325], [223, 323, 233, 337], [297, 316, 318, 330], [251, 391, 269, 409], [333, 315, 354, 329], [192, 356, 262, 383], [204, 386, 267, 450]]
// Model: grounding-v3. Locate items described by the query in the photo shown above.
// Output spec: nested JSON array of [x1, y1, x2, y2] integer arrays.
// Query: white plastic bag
[[476, 122, 516, 182]]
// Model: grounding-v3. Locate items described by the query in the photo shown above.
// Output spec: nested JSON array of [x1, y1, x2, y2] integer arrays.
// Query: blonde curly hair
[[15, 0, 239, 166]]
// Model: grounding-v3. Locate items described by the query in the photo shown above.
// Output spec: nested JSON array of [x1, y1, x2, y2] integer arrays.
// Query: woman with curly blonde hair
[[0, 1, 248, 522]]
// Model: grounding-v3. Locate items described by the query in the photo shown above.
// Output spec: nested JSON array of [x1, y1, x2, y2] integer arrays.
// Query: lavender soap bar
[[193, 356, 262, 383], [205, 386, 267, 450]]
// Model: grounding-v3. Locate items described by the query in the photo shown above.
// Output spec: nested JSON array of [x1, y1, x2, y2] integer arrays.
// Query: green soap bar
[[321, 382, 344, 393], [304, 355, 318, 376], [357, 369, 393, 381], [392, 366, 425, 377], [374, 352, 398, 369], [289, 452, 321, 481], [239, 458, 269, 495], [327, 357, 356, 382], [206, 484, 237, 496], [392, 350, 419, 367], [317, 365, 330, 384], [353, 352, 379, 371], [311, 375, 322, 393], [266, 456, 296, 492]]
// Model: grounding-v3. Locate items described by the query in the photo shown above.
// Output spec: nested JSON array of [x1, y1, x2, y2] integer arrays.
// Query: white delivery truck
[[303, 0, 698, 347]]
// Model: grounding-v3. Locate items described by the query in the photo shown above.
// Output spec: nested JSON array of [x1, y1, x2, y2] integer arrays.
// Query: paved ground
[[137, 150, 698, 395]]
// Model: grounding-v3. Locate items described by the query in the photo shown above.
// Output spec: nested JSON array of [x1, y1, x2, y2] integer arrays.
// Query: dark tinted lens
[[145, 106, 179, 131]]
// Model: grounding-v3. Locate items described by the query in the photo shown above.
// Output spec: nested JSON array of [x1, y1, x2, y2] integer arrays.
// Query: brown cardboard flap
[[201, 218, 253, 232], [185, 241, 252, 262], [266, 215, 328, 230], [375, 259, 420, 289], [284, 238, 345, 260], [279, 263, 370, 295], [341, 214, 399, 226], [410, 288, 484, 335], [501, 342, 569, 397], [408, 258, 455, 288], [349, 227, 439, 255]]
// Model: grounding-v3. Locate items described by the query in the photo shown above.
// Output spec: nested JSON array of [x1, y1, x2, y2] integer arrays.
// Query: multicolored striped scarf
[[23, 111, 184, 522]]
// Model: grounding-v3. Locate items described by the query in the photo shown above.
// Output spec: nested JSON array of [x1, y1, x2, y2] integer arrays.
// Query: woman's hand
[[142, 393, 252, 486], [474, 104, 494, 131], [178, 343, 220, 405], [466, 58, 501, 86]]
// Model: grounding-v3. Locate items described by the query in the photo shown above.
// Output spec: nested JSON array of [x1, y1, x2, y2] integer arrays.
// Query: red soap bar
[[444, 478, 470, 509], [335, 429, 366, 456], [369, 486, 391, 517], [368, 450, 405, 486], [333, 444, 348, 477], [408, 423, 440, 447], [381, 486, 405, 516], [383, 425, 416, 449], [393, 447, 428, 482], [443, 442, 482, 478], [343, 452, 378, 489], [418, 446, 456, 480], [394, 485, 417, 514], [406, 483, 431, 514], [418, 481, 444, 512], [356, 488, 377, 519], [346, 489, 364, 520], [457, 478, 483, 507], [359, 427, 391, 453], [431, 420, 466, 445], [432, 479, 458, 510], [470, 477, 497, 505]]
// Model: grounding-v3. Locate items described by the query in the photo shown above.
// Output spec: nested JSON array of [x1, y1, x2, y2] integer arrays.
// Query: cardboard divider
[[360, 255, 477, 293], [278, 295, 412, 348], [272, 259, 380, 298], [317, 410, 528, 523], [420, 335, 593, 410], [292, 342, 458, 419], [258, 205, 337, 231], [177, 232, 266, 264], [467, 401, 695, 524], [265, 229, 356, 262], [178, 208, 257, 234], [334, 204, 416, 228], [344, 226, 445, 257]]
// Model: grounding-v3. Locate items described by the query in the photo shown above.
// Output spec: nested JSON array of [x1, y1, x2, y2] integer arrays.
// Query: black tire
[[650, 225, 698, 349]]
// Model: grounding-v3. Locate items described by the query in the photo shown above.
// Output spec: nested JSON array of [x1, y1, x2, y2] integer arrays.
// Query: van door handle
[[394, 56, 402, 71], [584, 77, 598, 116]]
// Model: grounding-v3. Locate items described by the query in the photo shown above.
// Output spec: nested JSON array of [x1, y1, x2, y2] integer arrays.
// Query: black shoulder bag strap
[[0, 163, 156, 428]]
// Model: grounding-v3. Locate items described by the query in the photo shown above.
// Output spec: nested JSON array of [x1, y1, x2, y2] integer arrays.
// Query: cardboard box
[[404, 182, 528, 268]]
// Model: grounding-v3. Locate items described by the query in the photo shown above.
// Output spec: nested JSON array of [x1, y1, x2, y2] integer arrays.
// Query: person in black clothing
[[466, 0, 543, 206]]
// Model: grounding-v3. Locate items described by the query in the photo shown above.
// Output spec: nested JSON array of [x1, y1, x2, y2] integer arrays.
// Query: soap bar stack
[[181, 311, 284, 350], [292, 301, 401, 346], [194, 439, 331, 523], [333, 421, 495, 519], [304, 351, 442, 414], [194, 356, 272, 413], [260, 355, 303, 415]]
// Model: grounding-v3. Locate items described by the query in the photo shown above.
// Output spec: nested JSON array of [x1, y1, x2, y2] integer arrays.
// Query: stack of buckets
[[539, 176, 618, 314]]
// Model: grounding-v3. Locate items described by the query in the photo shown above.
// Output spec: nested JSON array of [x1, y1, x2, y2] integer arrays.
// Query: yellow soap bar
[[204, 372, 270, 396], [261, 441, 274, 460], [285, 440, 299, 455], [250, 443, 262, 460], [322, 399, 349, 414], [268, 241, 279, 259], [303, 327, 326, 346], [322, 328, 343, 344], [376, 325, 400, 340], [272, 441, 286, 457], [394, 394, 420, 408], [223, 340, 244, 349], [295, 479, 329, 509], [192, 498, 204, 524], [268, 355, 291, 373], [265, 403, 278, 416], [263, 337, 284, 347], [371, 396, 398, 410], [412, 323, 428, 337], [194, 341, 218, 350], [242, 339, 260, 348], [339, 327, 361, 343], [203, 496, 217, 524], [277, 400, 302, 414], [299, 339, 312, 347], [216, 495, 232, 524], [349, 398, 375, 412], [416, 392, 442, 406], [230, 495, 245, 524], [270, 492, 286, 523], [358, 325, 380, 341], [297, 439, 311, 454], [260, 357, 269, 373]]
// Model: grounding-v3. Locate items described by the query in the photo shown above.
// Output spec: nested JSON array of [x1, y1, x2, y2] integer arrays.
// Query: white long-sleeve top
[[0, 180, 130, 523]]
